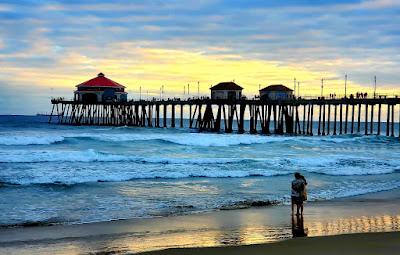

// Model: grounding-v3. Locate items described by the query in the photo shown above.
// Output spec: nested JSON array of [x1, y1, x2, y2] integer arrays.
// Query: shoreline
[[1, 178, 399, 229], [1, 188, 399, 254]]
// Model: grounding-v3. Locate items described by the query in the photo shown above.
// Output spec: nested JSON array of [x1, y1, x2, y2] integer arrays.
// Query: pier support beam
[[370, 104, 374, 135], [333, 104, 337, 135], [339, 104, 343, 135], [327, 104, 331, 135], [171, 104, 175, 128], [357, 104, 361, 133], [322, 104, 326, 135], [365, 104, 368, 135], [180, 104, 184, 128], [386, 104, 390, 136], [318, 104, 322, 135], [344, 104, 349, 134], [377, 104, 381, 135], [351, 104, 355, 134], [391, 104, 395, 137], [302, 104, 306, 134]]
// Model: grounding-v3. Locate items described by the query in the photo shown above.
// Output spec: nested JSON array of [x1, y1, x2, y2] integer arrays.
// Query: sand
[[0, 189, 399, 254], [138, 231, 400, 255]]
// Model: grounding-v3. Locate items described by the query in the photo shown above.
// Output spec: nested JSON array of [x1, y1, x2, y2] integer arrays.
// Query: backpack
[[301, 186, 307, 201]]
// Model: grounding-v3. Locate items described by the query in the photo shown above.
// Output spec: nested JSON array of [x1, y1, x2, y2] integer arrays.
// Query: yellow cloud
[[1, 44, 399, 99]]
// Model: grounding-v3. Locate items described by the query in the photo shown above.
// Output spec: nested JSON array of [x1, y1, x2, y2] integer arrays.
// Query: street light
[[297, 82, 300, 98], [321, 78, 324, 97], [345, 74, 347, 98]]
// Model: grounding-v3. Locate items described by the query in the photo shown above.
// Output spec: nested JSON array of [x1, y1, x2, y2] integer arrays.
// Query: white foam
[[309, 180, 400, 201], [0, 129, 394, 147], [86, 133, 297, 147], [75, 132, 392, 147], [0, 149, 260, 164], [1, 148, 399, 177], [291, 155, 400, 175]]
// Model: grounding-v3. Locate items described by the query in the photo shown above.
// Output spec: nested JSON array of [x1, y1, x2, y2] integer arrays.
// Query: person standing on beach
[[291, 172, 307, 215]]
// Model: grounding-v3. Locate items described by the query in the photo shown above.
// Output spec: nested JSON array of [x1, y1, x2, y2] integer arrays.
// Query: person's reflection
[[292, 214, 308, 238]]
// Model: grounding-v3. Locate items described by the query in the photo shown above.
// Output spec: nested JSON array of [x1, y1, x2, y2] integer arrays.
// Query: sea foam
[[0, 130, 396, 147]]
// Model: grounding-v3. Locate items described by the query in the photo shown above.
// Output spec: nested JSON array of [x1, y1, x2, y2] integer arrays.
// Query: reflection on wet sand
[[308, 214, 400, 236], [292, 214, 308, 238]]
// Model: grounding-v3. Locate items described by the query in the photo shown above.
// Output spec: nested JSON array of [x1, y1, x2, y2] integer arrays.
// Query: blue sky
[[0, 0, 399, 114]]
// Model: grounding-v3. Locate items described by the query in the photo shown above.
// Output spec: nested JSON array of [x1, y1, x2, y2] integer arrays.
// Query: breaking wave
[[1, 131, 394, 147], [0, 149, 259, 164]]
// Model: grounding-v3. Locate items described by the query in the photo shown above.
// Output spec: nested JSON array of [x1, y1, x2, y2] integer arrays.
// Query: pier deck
[[49, 97, 400, 137]]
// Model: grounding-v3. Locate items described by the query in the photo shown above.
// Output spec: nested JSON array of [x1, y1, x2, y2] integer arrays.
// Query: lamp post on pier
[[293, 78, 296, 97], [297, 82, 300, 98], [321, 78, 324, 98]]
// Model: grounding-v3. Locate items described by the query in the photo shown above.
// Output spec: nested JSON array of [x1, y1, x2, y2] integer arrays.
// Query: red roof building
[[74, 73, 128, 103]]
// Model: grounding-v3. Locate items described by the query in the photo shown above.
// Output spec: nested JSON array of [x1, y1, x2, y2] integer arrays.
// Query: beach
[[2, 0, 400, 253], [1, 189, 399, 254]]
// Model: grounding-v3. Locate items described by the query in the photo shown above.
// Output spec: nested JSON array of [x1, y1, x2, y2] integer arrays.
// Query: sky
[[0, 0, 399, 114]]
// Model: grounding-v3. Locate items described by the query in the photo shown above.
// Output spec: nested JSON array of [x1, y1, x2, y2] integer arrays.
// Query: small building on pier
[[210, 82, 243, 100], [260, 84, 293, 100], [74, 73, 128, 103]]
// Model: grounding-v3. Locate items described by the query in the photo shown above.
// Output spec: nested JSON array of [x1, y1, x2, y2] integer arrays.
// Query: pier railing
[[49, 97, 400, 137]]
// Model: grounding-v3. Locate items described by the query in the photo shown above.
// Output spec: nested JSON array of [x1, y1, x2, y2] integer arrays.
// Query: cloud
[[358, 0, 400, 9]]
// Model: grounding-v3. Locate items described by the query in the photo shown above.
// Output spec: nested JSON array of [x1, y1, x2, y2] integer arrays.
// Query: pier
[[49, 97, 400, 137]]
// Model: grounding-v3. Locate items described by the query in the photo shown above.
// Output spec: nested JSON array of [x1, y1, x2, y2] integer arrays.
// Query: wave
[[0, 169, 290, 186], [309, 180, 400, 201], [291, 155, 400, 176], [2, 148, 398, 171], [0, 135, 65, 145], [1, 130, 395, 147], [0, 217, 65, 228], [219, 200, 281, 210], [1, 166, 399, 187], [76, 133, 394, 147], [0, 149, 262, 164]]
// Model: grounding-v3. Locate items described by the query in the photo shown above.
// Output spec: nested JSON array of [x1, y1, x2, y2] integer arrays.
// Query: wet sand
[[0, 189, 399, 254], [139, 231, 400, 255]]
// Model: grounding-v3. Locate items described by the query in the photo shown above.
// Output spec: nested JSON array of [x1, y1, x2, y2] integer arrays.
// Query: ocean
[[0, 115, 399, 227]]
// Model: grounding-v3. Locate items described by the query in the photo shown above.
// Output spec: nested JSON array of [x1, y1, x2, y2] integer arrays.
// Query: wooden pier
[[49, 98, 400, 137]]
